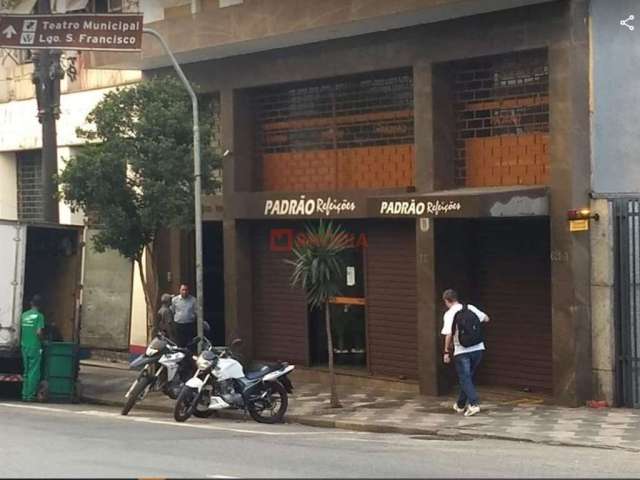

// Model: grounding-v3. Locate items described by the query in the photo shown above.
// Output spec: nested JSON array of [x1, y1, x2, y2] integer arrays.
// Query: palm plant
[[288, 220, 351, 408]]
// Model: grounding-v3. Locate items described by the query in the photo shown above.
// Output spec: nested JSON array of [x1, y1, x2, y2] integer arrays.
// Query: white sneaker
[[453, 403, 466, 414], [464, 404, 480, 417]]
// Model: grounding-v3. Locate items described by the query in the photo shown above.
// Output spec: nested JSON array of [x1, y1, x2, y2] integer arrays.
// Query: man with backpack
[[441, 289, 490, 417]]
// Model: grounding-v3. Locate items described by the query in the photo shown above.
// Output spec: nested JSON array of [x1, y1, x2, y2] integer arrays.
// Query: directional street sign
[[0, 13, 143, 51]]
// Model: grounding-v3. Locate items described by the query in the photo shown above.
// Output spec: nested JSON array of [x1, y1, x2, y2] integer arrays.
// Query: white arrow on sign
[[2, 25, 17, 39]]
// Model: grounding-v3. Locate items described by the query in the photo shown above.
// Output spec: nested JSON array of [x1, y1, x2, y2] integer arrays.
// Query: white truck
[[0, 219, 83, 382]]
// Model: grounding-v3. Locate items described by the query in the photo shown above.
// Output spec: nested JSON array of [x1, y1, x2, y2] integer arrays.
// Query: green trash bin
[[42, 342, 78, 403]]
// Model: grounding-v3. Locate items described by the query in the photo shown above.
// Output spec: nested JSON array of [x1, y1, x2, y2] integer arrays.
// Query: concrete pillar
[[221, 88, 255, 357], [548, 0, 592, 406], [590, 199, 616, 404], [413, 60, 440, 395]]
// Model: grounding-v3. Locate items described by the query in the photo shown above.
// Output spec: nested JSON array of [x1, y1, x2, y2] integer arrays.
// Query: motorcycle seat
[[245, 362, 288, 380]]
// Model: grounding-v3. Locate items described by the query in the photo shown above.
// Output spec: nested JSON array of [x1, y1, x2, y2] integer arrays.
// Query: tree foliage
[[288, 221, 350, 309], [58, 76, 220, 262]]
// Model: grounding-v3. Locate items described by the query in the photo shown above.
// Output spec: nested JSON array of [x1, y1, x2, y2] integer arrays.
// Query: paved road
[[0, 402, 638, 478]]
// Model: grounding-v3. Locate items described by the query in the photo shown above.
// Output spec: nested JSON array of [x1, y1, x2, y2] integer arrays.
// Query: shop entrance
[[436, 217, 552, 392], [309, 240, 367, 368]]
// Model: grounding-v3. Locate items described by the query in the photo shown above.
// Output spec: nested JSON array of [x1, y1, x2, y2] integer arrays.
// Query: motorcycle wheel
[[121, 375, 152, 416], [193, 409, 215, 418], [174, 386, 198, 422], [247, 381, 288, 424]]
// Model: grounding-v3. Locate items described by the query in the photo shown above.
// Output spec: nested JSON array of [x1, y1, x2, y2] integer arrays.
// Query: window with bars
[[251, 70, 415, 192], [17, 150, 44, 223], [452, 50, 549, 187]]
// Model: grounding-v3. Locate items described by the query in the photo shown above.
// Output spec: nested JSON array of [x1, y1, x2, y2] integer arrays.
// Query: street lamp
[[143, 27, 205, 352]]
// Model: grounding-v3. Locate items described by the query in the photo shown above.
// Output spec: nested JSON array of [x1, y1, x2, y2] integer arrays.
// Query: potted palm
[[288, 220, 350, 408]]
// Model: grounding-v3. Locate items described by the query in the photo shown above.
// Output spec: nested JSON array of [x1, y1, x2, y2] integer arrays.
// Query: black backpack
[[453, 305, 483, 347]]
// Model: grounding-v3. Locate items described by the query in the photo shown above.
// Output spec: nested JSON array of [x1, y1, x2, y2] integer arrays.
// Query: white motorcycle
[[173, 339, 295, 424]]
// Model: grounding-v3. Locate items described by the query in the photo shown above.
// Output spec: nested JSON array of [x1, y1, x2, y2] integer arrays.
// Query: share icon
[[621, 14, 635, 31]]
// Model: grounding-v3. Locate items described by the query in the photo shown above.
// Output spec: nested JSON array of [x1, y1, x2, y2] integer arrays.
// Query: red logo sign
[[269, 229, 294, 252], [269, 229, 368, 252]]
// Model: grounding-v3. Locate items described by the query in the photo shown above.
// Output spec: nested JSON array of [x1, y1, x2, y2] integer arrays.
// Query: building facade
[[91, 0, 640, 407]]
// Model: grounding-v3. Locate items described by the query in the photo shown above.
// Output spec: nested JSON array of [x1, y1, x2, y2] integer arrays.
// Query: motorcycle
[[173, 338, 295, 424], [121, 333, 195, 416]]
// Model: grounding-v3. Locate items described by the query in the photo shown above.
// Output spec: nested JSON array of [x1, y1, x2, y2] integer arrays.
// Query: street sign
[[0, 13, 143, 51]]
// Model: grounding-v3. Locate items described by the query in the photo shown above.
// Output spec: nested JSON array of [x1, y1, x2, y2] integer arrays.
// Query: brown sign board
[[230, 186, 549, 220], [0, 14, 143, 51]]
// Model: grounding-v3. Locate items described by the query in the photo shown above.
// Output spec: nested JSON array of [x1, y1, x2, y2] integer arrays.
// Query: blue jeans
[[454, 350, 483, 407]]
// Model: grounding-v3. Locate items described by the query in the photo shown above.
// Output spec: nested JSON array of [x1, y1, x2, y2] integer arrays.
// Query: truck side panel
[[0, 220, 26, 354]]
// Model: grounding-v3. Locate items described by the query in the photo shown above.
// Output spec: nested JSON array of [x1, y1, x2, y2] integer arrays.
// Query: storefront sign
[[264, 196, 357, 217], [0, 14, 143, 51], [376, 199, 463, 217]]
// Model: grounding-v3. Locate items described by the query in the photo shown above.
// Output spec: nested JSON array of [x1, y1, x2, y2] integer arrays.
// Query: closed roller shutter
[[475, 218, 552, 391], [366, 221, 418, 379], [252, 224, 308, 365]]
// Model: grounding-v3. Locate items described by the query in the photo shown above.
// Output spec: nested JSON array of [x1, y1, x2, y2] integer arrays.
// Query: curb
[[80, 361, 130, 371], [80, 394, 639, 453]]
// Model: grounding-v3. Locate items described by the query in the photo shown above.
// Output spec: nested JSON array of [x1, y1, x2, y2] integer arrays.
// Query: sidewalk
[[78, 361, 640, 453]]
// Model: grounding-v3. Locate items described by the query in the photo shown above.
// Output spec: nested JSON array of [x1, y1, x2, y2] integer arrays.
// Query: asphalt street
[[0, 402, 638, 478]]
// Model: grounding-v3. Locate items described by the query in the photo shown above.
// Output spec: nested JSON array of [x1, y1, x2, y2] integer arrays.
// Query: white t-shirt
[[441, 303, 489, 356]]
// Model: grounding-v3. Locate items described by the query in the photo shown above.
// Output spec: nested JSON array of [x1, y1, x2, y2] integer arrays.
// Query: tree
[[288, 220, 351, 408], [57, 76, 220, 339]]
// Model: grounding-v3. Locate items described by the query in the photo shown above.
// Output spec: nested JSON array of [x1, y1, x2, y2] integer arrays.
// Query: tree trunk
[[136, 247, 158, 344], [325, 302, 341, 408]]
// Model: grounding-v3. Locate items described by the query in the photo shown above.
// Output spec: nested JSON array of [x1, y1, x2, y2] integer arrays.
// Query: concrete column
[[221, 88, 254, 357], [590, 199, 616, 404], [548, 0, 592, 406], [414, 60, 440, 395]]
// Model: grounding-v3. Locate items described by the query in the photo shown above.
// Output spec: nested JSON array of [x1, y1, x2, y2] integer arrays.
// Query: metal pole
[[143, 28, 205, 352], [33, 0, 60, 224]]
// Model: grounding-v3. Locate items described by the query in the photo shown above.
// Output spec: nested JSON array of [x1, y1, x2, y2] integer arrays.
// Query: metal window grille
[[252, 70, 414, 155], [452, 50, 549, 186], [614, 198, 640, 408], [16, 150, 44, 223]]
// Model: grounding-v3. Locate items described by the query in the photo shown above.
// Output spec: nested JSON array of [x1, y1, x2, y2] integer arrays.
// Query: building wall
[[590, 199, 616, 404], [208, 1, 593, 404], [591, 0, 640, 194], [91, 0, 555, 69]]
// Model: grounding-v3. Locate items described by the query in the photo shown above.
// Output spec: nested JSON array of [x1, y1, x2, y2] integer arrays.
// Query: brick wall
[[263, 144, 414, 191], [465, 133, 549, 187], [253, 70, 414, 192], [452, 50, 549, 187]]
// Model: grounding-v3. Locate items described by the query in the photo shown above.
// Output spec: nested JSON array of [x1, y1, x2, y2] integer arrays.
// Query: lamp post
[[143, 27, 205, 351]]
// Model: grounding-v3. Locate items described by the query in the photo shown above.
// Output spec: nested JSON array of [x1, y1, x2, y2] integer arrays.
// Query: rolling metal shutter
[[252, 223, 309, 365], [366, 221, 418, 380], [475, 218, 552, 391]]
